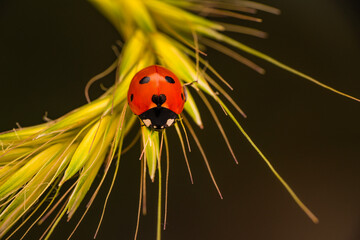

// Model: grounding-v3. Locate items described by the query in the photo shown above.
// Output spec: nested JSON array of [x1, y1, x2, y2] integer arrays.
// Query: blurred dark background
[[0, 0, 359, 239]]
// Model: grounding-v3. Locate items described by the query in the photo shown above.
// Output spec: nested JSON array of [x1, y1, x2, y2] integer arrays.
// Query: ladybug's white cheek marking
[[142, 119, 152, 128], [165, 119, 174, 127]]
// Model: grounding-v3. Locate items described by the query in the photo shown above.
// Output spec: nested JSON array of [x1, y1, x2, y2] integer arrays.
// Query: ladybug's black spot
[[139, 76, 150, 84], [181, 93, 184, 100], [130, 94, 134, 102], [152, 94, 166, 107], [165, 76, 175, 84]]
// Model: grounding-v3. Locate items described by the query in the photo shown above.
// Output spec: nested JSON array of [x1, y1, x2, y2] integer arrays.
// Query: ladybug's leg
[[183, 86, 188, 101], [183, 80, 197, 86], [183, 80, 199, 92]]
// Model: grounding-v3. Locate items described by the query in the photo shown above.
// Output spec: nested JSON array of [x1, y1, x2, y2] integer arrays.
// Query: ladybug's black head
[[139, 94, 178, 130]]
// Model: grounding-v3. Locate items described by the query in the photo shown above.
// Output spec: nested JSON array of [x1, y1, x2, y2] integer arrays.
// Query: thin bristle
[[156, 18, 207, 56], [202, 61, 234, 91], [203, 3, 257, 14], [220, 102, 319, 223], [204, 73, 247, 118], [7, 180, 60, 240], [42, 199, 67, 240], [219, 34, 360, 102], [174, 124, 194, 184], [156, 144, 162, 240], [139, 132, 151, 160], [202, 38, 265, 74], [163, 132, 170, 230], [87, 117, 103, 155], [65, 113, 125, 235], [197, 91, 238, 164], [0, 130, 66, 181], [66, 200, 90, 240], [122, 130, 141, 155], [183, 116, 223, 199], [192, 28, 200, 85], [94, 107, 127, 238], [134, 158, 143, 240], [238, 1, 281, 15], [85, 59, 118, 103], [195, 7, 262, 22], [142, 149, 147, 215], [176, 1, 258, 14], [179, 117, 191, 152], [38, 182, 77, 226], [220, 22, 268, 38]]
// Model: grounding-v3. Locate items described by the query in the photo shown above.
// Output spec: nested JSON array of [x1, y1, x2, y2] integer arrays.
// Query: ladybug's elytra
[[127, 65, 186, 129]]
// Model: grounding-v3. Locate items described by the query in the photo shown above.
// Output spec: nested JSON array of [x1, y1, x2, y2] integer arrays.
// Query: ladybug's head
[[127, 65, 186, 130], [139, 102, 178, 130], [138, 94, 177, 129]]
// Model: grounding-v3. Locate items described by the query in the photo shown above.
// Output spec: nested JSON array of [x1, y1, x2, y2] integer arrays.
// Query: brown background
[[0, 0, 359, 239]]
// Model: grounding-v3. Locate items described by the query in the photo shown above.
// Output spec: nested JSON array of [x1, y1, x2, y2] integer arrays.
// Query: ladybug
[[127, 65, 187, 129]]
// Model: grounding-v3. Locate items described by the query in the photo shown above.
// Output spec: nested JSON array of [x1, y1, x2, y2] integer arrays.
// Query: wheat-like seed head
[[1, 0, 359, 239]]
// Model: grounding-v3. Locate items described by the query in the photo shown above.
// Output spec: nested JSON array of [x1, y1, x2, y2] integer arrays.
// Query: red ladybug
[[127, 65, 186, 129]]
